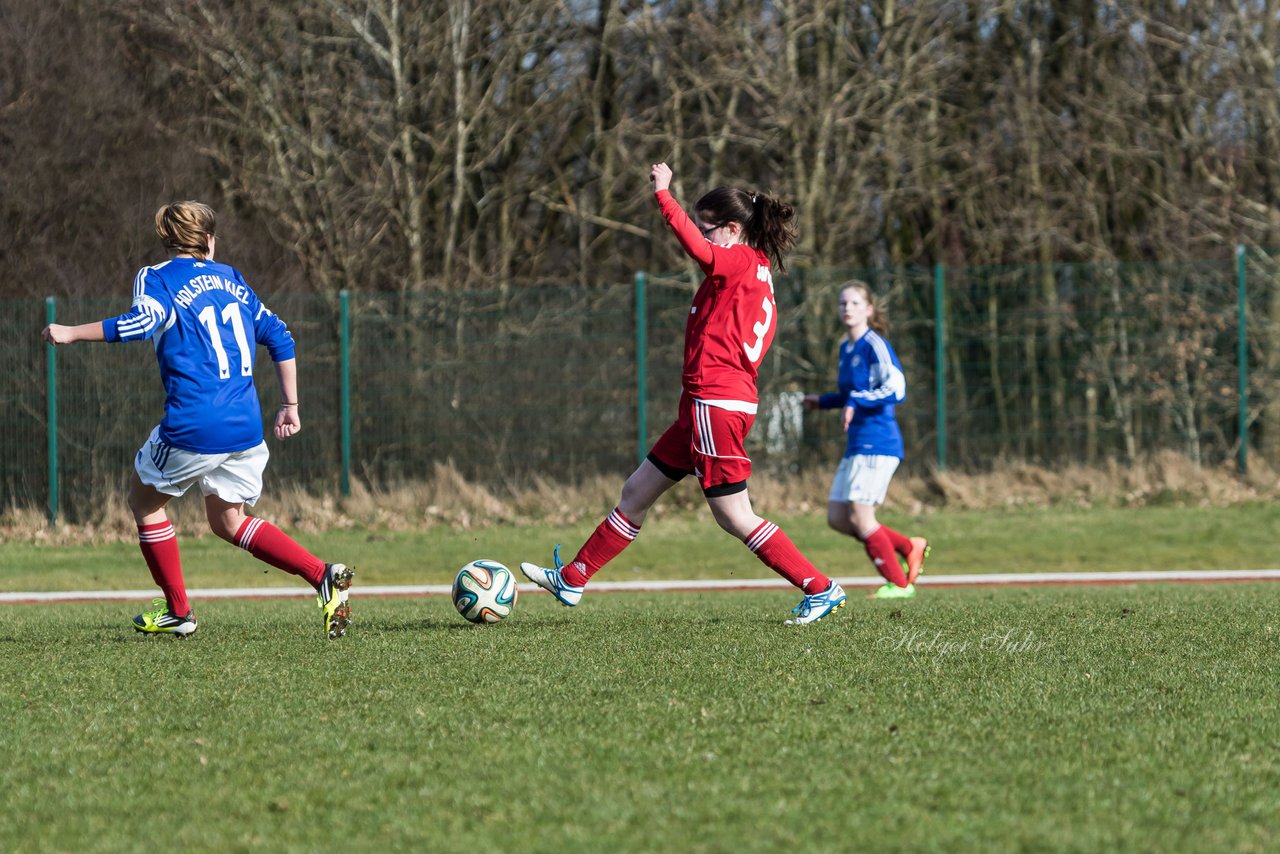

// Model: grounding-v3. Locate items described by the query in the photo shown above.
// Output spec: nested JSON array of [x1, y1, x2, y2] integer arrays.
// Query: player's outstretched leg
[[317, 563, 354, 639], [785, 581, 848, 626], [520, 545, 584, 607], [132, 598, 198, 637]]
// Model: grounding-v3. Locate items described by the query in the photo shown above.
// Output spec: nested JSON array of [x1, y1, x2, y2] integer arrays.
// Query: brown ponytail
[[694, 187, 799, 272]]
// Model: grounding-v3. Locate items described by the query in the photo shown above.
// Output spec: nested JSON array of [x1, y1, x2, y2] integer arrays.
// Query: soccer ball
[[451, 559, 518, 624]]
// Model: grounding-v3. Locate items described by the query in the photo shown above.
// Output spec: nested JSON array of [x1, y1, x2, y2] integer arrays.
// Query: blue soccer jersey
[[816, 329, 906, 459], [102, 257, 296, 453]]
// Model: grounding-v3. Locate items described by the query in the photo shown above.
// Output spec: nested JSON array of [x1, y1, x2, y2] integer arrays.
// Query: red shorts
[[648, 392, 755, 492]]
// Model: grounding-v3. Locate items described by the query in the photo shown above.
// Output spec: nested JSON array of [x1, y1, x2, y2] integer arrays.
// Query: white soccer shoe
[[784, 581, 847, 626], [520, 548, 584, 607]]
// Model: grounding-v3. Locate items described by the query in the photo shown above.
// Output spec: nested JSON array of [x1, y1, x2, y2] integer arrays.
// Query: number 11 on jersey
[[197, 303, 253, 380]]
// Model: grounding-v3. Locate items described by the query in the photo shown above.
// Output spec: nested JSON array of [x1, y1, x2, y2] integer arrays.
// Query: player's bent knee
[[207, 520, 237, 542], [214, 529, 235, 544], [126, 493, 148, 519], [206, 511, 246, 542]]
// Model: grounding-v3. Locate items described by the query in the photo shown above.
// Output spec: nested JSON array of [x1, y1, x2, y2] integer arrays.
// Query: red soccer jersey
[[655, 189, 777, 405]]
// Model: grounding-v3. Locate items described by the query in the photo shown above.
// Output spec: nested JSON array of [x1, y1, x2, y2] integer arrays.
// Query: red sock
[[864, 525, 908, 587], [880, 524, 912, 557], [234, 517, 326, 586], [138, 521, 189, 616], [562, 508, 639, 587], [745, 520, 830, 593]]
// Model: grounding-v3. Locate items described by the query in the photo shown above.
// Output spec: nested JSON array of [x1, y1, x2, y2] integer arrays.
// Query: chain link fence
[[6, 253, 1278, 522]]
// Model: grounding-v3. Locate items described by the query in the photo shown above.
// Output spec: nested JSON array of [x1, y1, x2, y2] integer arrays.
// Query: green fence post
[[933, 263, 947, 471], [339, 289, 351, 496], [46, 296, 59, 525], [1236, 245, 1248, 475], [635, 272, 648, 466]]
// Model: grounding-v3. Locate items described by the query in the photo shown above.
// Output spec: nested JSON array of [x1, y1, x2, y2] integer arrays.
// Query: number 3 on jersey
[[197, 303, 253, 380], [742, 265, 776, 364]]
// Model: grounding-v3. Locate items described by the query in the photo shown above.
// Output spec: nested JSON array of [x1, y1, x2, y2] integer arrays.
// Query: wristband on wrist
[[280, 402, 299, 408]]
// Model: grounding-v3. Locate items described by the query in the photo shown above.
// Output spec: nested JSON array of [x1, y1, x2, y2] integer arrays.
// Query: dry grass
[[4, 452, 1277, 546], [900, 450, 1280, 512], [725, 450, 1280, 517]]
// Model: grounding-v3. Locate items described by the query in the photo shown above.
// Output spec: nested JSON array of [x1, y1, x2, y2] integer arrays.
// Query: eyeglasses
[[697, 222, 722, 237]]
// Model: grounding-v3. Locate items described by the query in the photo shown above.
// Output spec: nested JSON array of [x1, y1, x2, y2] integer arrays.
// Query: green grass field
[[3, 504, 1280, 852], [3, 585, 1278, 852]]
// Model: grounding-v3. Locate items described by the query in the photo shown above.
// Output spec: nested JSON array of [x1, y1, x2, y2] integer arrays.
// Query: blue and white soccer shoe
[[784, 581, 847, 626], [519, 545, 584, 607]]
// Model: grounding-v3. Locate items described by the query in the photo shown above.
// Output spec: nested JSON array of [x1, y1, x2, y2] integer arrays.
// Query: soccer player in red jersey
[[521, 162, 845, 625]]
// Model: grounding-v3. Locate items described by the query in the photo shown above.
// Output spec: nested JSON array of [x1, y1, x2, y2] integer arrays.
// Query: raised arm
[[650, 162, 715, 271]]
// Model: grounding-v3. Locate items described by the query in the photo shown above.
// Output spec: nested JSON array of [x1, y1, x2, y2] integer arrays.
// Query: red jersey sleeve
[[655, 189, 714, 271]]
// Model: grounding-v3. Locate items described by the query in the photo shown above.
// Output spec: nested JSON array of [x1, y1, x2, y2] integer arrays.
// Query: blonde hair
[[840, 279, 888, 334], [155, 201, 216, 259]]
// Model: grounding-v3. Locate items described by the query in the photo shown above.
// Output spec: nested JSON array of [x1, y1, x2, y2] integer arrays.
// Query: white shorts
[[828, 454, 900, 506], [134, 426, 268, 505]]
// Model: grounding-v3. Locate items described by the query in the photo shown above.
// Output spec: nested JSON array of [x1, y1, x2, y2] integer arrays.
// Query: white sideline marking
[[4, 569, 1280, 604]]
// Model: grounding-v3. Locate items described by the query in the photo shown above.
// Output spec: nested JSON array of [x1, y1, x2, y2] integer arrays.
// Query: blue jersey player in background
[[803, 280, 929, 599], [41, 201, 353, 638]]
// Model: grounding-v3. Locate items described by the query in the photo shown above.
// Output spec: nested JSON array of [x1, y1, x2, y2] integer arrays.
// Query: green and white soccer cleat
[[132, 598, 198, 637], [868, 582, 917, 600], [317, 563, 354, 639], [784, 581, 847, 626]]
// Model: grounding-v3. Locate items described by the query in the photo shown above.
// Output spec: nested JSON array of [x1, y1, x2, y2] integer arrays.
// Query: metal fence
[[5, 251, 1279, 523]]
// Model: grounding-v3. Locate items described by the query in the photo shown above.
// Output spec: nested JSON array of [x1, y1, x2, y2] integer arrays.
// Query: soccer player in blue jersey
[[41, 201, 353, 638], [803, 281, 929, 599]]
